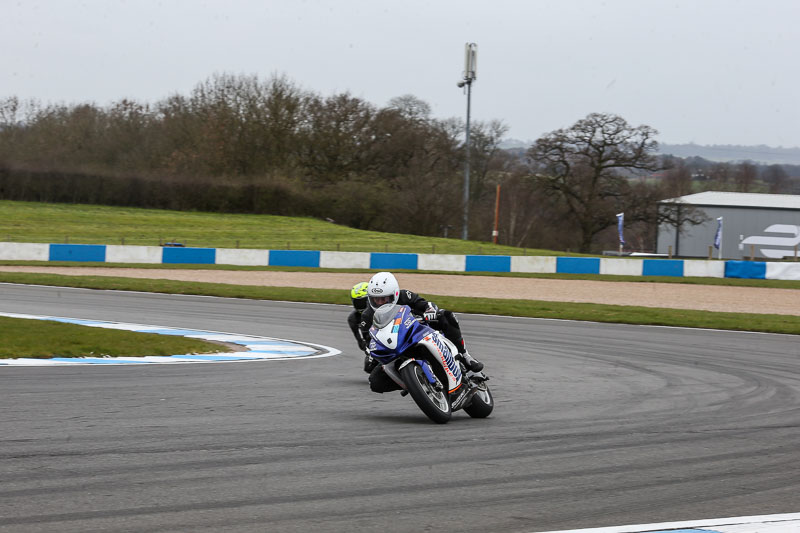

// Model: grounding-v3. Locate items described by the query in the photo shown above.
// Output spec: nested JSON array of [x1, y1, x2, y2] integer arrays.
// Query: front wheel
[[463, 383, 494, 418], [400, 362, 452, 424]]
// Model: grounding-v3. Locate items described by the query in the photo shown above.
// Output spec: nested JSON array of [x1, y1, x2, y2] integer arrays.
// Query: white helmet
[[367, 271, 400, 327]]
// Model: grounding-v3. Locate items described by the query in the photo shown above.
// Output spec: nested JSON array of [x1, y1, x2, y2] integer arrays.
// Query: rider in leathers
[[347, 282, 374, 372], [360, 271, 484, 393]]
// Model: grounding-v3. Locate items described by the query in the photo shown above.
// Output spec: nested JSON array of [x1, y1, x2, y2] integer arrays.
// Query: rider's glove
[[423, 302, 439, 322], [357, 338, 367, 352]]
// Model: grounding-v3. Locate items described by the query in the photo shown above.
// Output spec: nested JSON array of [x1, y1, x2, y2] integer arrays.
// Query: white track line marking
[[0, 312, 340, 365], [534, 512, 800, 533]]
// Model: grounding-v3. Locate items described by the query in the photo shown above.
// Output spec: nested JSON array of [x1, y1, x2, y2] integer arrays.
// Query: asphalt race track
[[1, 283, 799, 533]]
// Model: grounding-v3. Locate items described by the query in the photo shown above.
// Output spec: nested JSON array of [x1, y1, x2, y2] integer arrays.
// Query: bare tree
[[661, 157, 693, 197], [526, 113, 660, 252], [296, 92, 376, 182], [734, 161, 758, 192], [708, 162, 732, 190], [466, 119, 509, 202], [387, 94, 432, 123], [763, 164, 789, 193]]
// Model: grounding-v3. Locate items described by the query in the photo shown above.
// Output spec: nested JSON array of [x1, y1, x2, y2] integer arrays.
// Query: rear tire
[[463, 383, 493, 418], [400, 362, 452, 424]]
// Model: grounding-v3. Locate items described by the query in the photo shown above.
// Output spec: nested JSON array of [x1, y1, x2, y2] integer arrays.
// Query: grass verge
[[2, 271, 798, 336], [0, 200, 578, 256], [0, 316, 223, 359]]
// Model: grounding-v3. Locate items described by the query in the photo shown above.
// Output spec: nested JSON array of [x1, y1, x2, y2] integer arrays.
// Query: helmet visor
[[369, 293, 396, 310]]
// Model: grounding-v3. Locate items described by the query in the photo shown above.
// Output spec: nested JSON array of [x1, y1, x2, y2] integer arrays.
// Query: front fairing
[[368, 305, 433, 364]]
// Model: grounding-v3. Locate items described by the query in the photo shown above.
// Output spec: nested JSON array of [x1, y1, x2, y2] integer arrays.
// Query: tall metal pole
[[459, 42, 477, 240], [492, 183, 500, 244], [462, 79, 472, 240]]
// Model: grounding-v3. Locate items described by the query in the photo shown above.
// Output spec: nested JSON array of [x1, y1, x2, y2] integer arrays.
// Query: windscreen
[[372, 304, 398, 328]]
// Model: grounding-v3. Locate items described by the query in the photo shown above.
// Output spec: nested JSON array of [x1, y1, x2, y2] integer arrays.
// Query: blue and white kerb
[[0, 312, 340, 366]]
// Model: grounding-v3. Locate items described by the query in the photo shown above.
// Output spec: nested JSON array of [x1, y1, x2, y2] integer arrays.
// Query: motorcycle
[[367, 304, 493, 424]]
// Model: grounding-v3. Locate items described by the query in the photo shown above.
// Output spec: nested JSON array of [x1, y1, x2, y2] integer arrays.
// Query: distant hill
[[657, 143, 800, 165], [501, 139, 800, 166], [499, 138, 532, 150]]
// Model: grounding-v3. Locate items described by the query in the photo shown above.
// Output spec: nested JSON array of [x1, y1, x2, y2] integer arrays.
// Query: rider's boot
[[363, 353, 377, 373], [459, 350, 484, 373]]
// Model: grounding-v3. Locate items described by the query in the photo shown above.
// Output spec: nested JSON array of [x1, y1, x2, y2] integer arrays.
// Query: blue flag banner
[[713, 216, 723, 249], [616, 213, 625, 246]]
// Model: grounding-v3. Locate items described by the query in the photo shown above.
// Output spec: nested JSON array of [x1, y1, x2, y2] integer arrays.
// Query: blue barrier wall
[[466, 255, 511, 273], [369, 253, 418, 270], [269, 250, 321, 268], [642, 259, 684, 277], [162, 247, 216, 265], [49, 244, 106, 262], [5, 242, 799, 280], [556, 257, 600, 274], [725, 261, 767, 279]]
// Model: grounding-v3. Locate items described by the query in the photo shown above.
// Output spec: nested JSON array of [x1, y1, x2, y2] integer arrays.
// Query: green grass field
[[0, 315, 223, 359], [0, 199, 575, 255]]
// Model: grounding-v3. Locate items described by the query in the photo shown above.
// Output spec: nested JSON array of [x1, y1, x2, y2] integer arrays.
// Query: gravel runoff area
[[1, 266, 797, 316]]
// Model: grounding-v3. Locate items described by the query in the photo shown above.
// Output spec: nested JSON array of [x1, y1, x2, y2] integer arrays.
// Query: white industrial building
[[656, 191, 800, 260]]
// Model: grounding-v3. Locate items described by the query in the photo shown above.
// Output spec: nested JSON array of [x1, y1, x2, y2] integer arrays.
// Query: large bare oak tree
[[527, 113, 660, 252]]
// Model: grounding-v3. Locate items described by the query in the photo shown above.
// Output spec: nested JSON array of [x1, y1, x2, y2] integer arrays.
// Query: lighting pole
[[458, 43, 477, 240]]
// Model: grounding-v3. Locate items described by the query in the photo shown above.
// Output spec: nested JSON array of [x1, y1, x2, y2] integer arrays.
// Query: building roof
[[659, 191, 800, 209]]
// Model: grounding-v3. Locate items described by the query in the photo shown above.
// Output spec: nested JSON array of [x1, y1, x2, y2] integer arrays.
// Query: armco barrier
[[466, 255, 511, 273], [418, 253, 465, 272], [683, 259, 726, 278], [269, 250, 320, 268], [725, 260, 766, 279], [642, 259, 684, 277], [511, 256, 557, 273], [0, 242, 48, 261], [767, 262, 800, 281], [600, 257, 642, 276], [106, 244, 162, 264], [162, 247, 215, 265], [556, 257, 600, 274], [1, 242, 799, 280], [49, 244, 106, 262], [370, 252, 417, 270]]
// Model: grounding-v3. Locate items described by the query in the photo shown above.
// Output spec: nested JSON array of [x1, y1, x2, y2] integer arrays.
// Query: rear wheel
[[400, 362, 452, 424], [463, 382, 493, 418]]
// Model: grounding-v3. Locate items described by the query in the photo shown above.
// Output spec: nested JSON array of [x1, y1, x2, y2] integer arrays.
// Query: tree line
[[0, 73, 795, 253]]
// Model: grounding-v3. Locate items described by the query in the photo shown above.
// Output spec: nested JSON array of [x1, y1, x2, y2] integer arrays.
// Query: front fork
[[384, 358, 441, 391]]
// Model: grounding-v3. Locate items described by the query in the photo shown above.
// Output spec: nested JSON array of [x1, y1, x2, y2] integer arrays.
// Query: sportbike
[[367, 305, 493, 424]]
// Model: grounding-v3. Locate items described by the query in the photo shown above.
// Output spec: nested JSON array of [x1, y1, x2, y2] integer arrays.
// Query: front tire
[[463, 383, 494, 418], [400, 362, 452, 424]]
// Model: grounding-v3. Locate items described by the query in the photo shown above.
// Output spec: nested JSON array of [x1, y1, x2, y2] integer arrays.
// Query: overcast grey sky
[[3, 0, 798, 147]]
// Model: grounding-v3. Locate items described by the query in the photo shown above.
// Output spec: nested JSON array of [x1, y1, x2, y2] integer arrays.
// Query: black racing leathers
[[347, 308, 367, 351]]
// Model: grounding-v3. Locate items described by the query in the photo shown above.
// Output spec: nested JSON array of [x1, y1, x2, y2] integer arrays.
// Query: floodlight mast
[[459, 43, 477, 240]]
